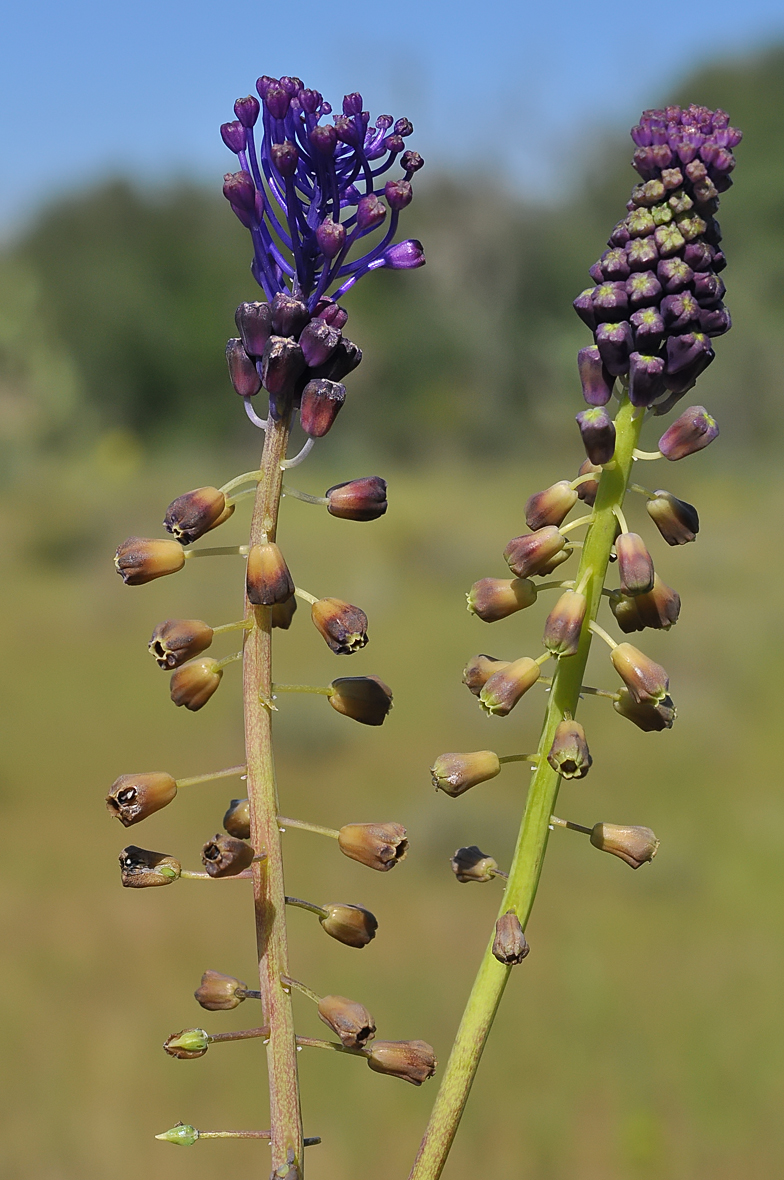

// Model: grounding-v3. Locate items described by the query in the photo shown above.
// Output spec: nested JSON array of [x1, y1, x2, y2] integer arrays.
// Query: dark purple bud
[[632, 147, 658, 180], [631, 123, 652, 147], [616, 532, 655, 596], [630, 308, 665, 352], [650, 143, 674, 170], [383, 134, 405, 155], [381, 239, 425, 269], [402, 150, 424, 173], [525, 482, 578, 530], [543, 591, 587, 658], [595, 248, 630, 281], [663, 349, 715, 396], [654, 223, 686, 257], [271, 141, 298, 177], [659, 406, 718, 460], [310, 124, 338, 155], [223, 171, 257, 223], [692, 272, 725, 308], [681, 241, 712, 272], [595, 321, 633, 377], [625, 237, 658, 272], [711, 250, 727, 273], [576, 408, 616, 465], [315, 299, 349, 329], [592, 282, 628, 323], [375, 114, 394, 131], [260, 336, 306, 397], [235, 302, 272, 358], [343, 92, 363, 115], [234, 95, 260, 128], [665, 331, 713, 375], [660, 292, 700, 332], [626, 271, 661, 309], [264, 85, 291, 119], [300, 379, 346, 437], [270, 292, 310, 338], [299, 319, 340, 368], [503, 527, 565, 578], [298, 88, 322, 114], [255, 75, 275, 99], [220, 121, 246, 153], [357, 195, 387, 231], [326, 477, 387, 522], [646, 490, 699, 545], [316, 216, 346, 259], [385, 180, 413, 210], [608, 220, 631, 248], [698, 305, 732, 337], [704, 217, 722, 246], [279, 76, 302, 95], [628, 352, 666, 407], [573, 289, 597, 331], [394, 117, 413, 137], [334, 115, 361, 146], [577, 346, 614, 406], [657, 257, 693, 293], [226, 338, 261, 397], [311, 336, 363, 382]]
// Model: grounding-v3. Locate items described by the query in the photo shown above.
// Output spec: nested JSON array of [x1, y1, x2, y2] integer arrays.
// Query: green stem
[[242, 412, 305, 1175], [277, 816, 340, 839], [175, 764, 246, 788], [409, 393, 643, 1180]]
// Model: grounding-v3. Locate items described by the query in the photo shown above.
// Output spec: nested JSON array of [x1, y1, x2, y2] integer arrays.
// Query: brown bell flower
[[547, 719, 592, 779], [119, 845, 181, 888], [611, 643, 669, 705], [170, 657, 223, 711], [311, 598, 368, 655], [364, 1039, 437, 1085], [337, 823, 408, 871], [317, 995, 376, 1048], [148, 619, 214, 669], [525, 481, 578, 530], [326, 477, 388, 521], [450, 845, 500, 883], [194, 970, 249, 1011], [328, 677, 393, 726], [616, 532, 655, 596], [590, 822, 660, 868], [430, 750, 501, 797], [646, 489, 699, 545], [611, 576, 680, 633], [246, 542, 295, 606], [106, 772, 178, 826], [543, 591, 587, 657], [479, 657, 540, 717], [271, 597, 298, 630], [164, 487, 229, 545], [223, 797, 251, 839], [300, 378, 346, 437], [613, 688, 677, 731], [201, 833, 256, 878], [114, 537, 185, 585], [319, 903, 378, 947], [163, 1027, 210, 1059], [575, 459, 602, 506], [466, 577, 536, 623], [462, 654, 511, 696], [503, 526, 565, 578], [492, 911, 530, 965]]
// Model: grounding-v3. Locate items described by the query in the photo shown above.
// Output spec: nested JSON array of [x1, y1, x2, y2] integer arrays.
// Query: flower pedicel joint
[[109, 75, 433, 1175], [412, 104, 740, 1180]]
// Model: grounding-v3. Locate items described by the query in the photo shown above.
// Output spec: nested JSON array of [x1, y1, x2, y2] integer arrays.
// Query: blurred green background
[[2, 49, 784, 1180]]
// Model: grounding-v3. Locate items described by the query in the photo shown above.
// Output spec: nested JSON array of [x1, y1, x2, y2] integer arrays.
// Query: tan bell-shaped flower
[[430, 750, 501, 797], [364, 1039, 437, 1085], [106, 772, 177, 826], [590, 822, 660, 868], [337, 823, 408, 871], [317, 994, 376, 1048], [319, 903, 378, 947]]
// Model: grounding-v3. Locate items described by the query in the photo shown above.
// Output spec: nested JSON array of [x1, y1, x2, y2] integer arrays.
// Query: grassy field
[[1, 424, 783, 1180]]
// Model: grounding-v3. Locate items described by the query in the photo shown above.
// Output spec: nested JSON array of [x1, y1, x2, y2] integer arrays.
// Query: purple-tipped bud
[[234, 95, 260, 127], [315, 298, 349, 328], [326, 477, 387, 522], [300, 379, 346, 437], [479, 657, 540, 717], [226, 338, 261, 398], [492, 912, 529, 965], [654, 223, 686, 257], [450, 845, 500, 883], [467, 577, 537, 623], [628, 352, 666, 407], [575, 459, 602, 507], [260, 337, 306, 398], [402, 149, 424, 172], [661, 292, 700, 331], [646, 490, 699, 544], [611, 643, 669, 706], [630, 308, 665, 353], [699, 305, 732, 337], [311, 598, 368, 655], [609, 220, 631, 247], [543, 591, 587, 658], [693, 272, 726, 307], [573, 289, 597, 331], [613, 687, 676, 731], [595, 321, 633, 377], [462, 655, 510, 696], [616, 532, 655, 596], [316, 216, 346, 259], [577, 346, 614, 406], [311, 336, 362, 382], [299, 320, 340, 368], [343, 91, 363, 115], [357, 194, 387, 231], [385, 180, 412, 210], [656, 257, 693, 294], [596, 248, 630, 281], [149, 619, 214, 670], [626, 270, 661, 309], [246, 542, 295, 606], [170, 658, 223, 711], [328, 676, 393, 726], [611, 575, 680, 632], [626, 208, 655, 238], [625, 237, 659, 272], [504, 527, 565, 578], [576, 408, 616, 465], [525, 481, 578, 529], [431, 750, 501, 797], [235, 302, 272, 358], [547, 719, 592, 778], [264, 84, 291, 119], [270, 292, 309, 338], [114, 537, 185, 585], [658, 406, 718, 460], [222, 170, 257, 227], [380, 239, 426, 269], [270, 141, 298, 177], [298, 88, 323, 114], [683, 241, 713, 271], [592, 282, 629, 323], [220, 121, 246, 153], [164, 486, 229, 545], [310, 123, 338, 154]]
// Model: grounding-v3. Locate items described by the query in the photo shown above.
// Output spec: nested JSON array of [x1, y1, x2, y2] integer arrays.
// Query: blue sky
[[2, 0, 783, 233]]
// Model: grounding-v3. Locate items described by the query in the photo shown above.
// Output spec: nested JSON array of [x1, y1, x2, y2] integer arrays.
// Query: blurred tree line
[[1, 48, 782, 468]]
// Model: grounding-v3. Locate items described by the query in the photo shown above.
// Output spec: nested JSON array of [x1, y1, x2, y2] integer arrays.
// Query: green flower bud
[[155, 1122, 200, 1146], [163, 1028, 210, 1058]]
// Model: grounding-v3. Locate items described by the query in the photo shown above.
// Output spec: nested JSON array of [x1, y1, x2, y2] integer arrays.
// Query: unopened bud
[[320, 902, 378, 947], [492, 911, 530, 965], [107, 772, 177, 826], [547, 719, 592, 779], [577, 345, 614, 406], [611, 575, 680, 633], [271, 596, 298, 629], [201, 833, 256, 877], [194, 970, 248, 1011], [163, 1027, 209, 1059], [616, 532, 655, 596], [328, 676, 392, 725], [613, 687, 676, 731], [298, 320, 341, 369], [170, 657, 223, 711], [311, 598, 368, 655], [431, 750, 501, 797], [156, 1122, 199, 1146], [658, 406, 718, 460], [590, 822, 659, 869], [646, 489, 699, 544], [317, 995, 376, 1048], [119, 845, 181, 888], [299, 379, 346, 437], [337, 822, 408, 871], [467, 577, 536, 622], [313, 336, 362, 382], [326, 477, 387, 521], [575, 459, 602, 507], [226, 337, 262, 397], [543, 591, 586, 657], [247, 542, 295, 606], [365, 1039, 436, 1085], [164, 487, 229, 545], [235, 301, 272, 357], [260, 336, 306, 398], [575, 408, 616, 465], [462, 655, 511, 696], [450, 845, 499, 882], [525, 482, 578, 530], [504, 527, 565, 578], [114, 537, 185, 585], [610, 643, 669, 705], [479, 657, 540, 717], [223, 797, 250, 838], [149, 618, 214, 669]]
